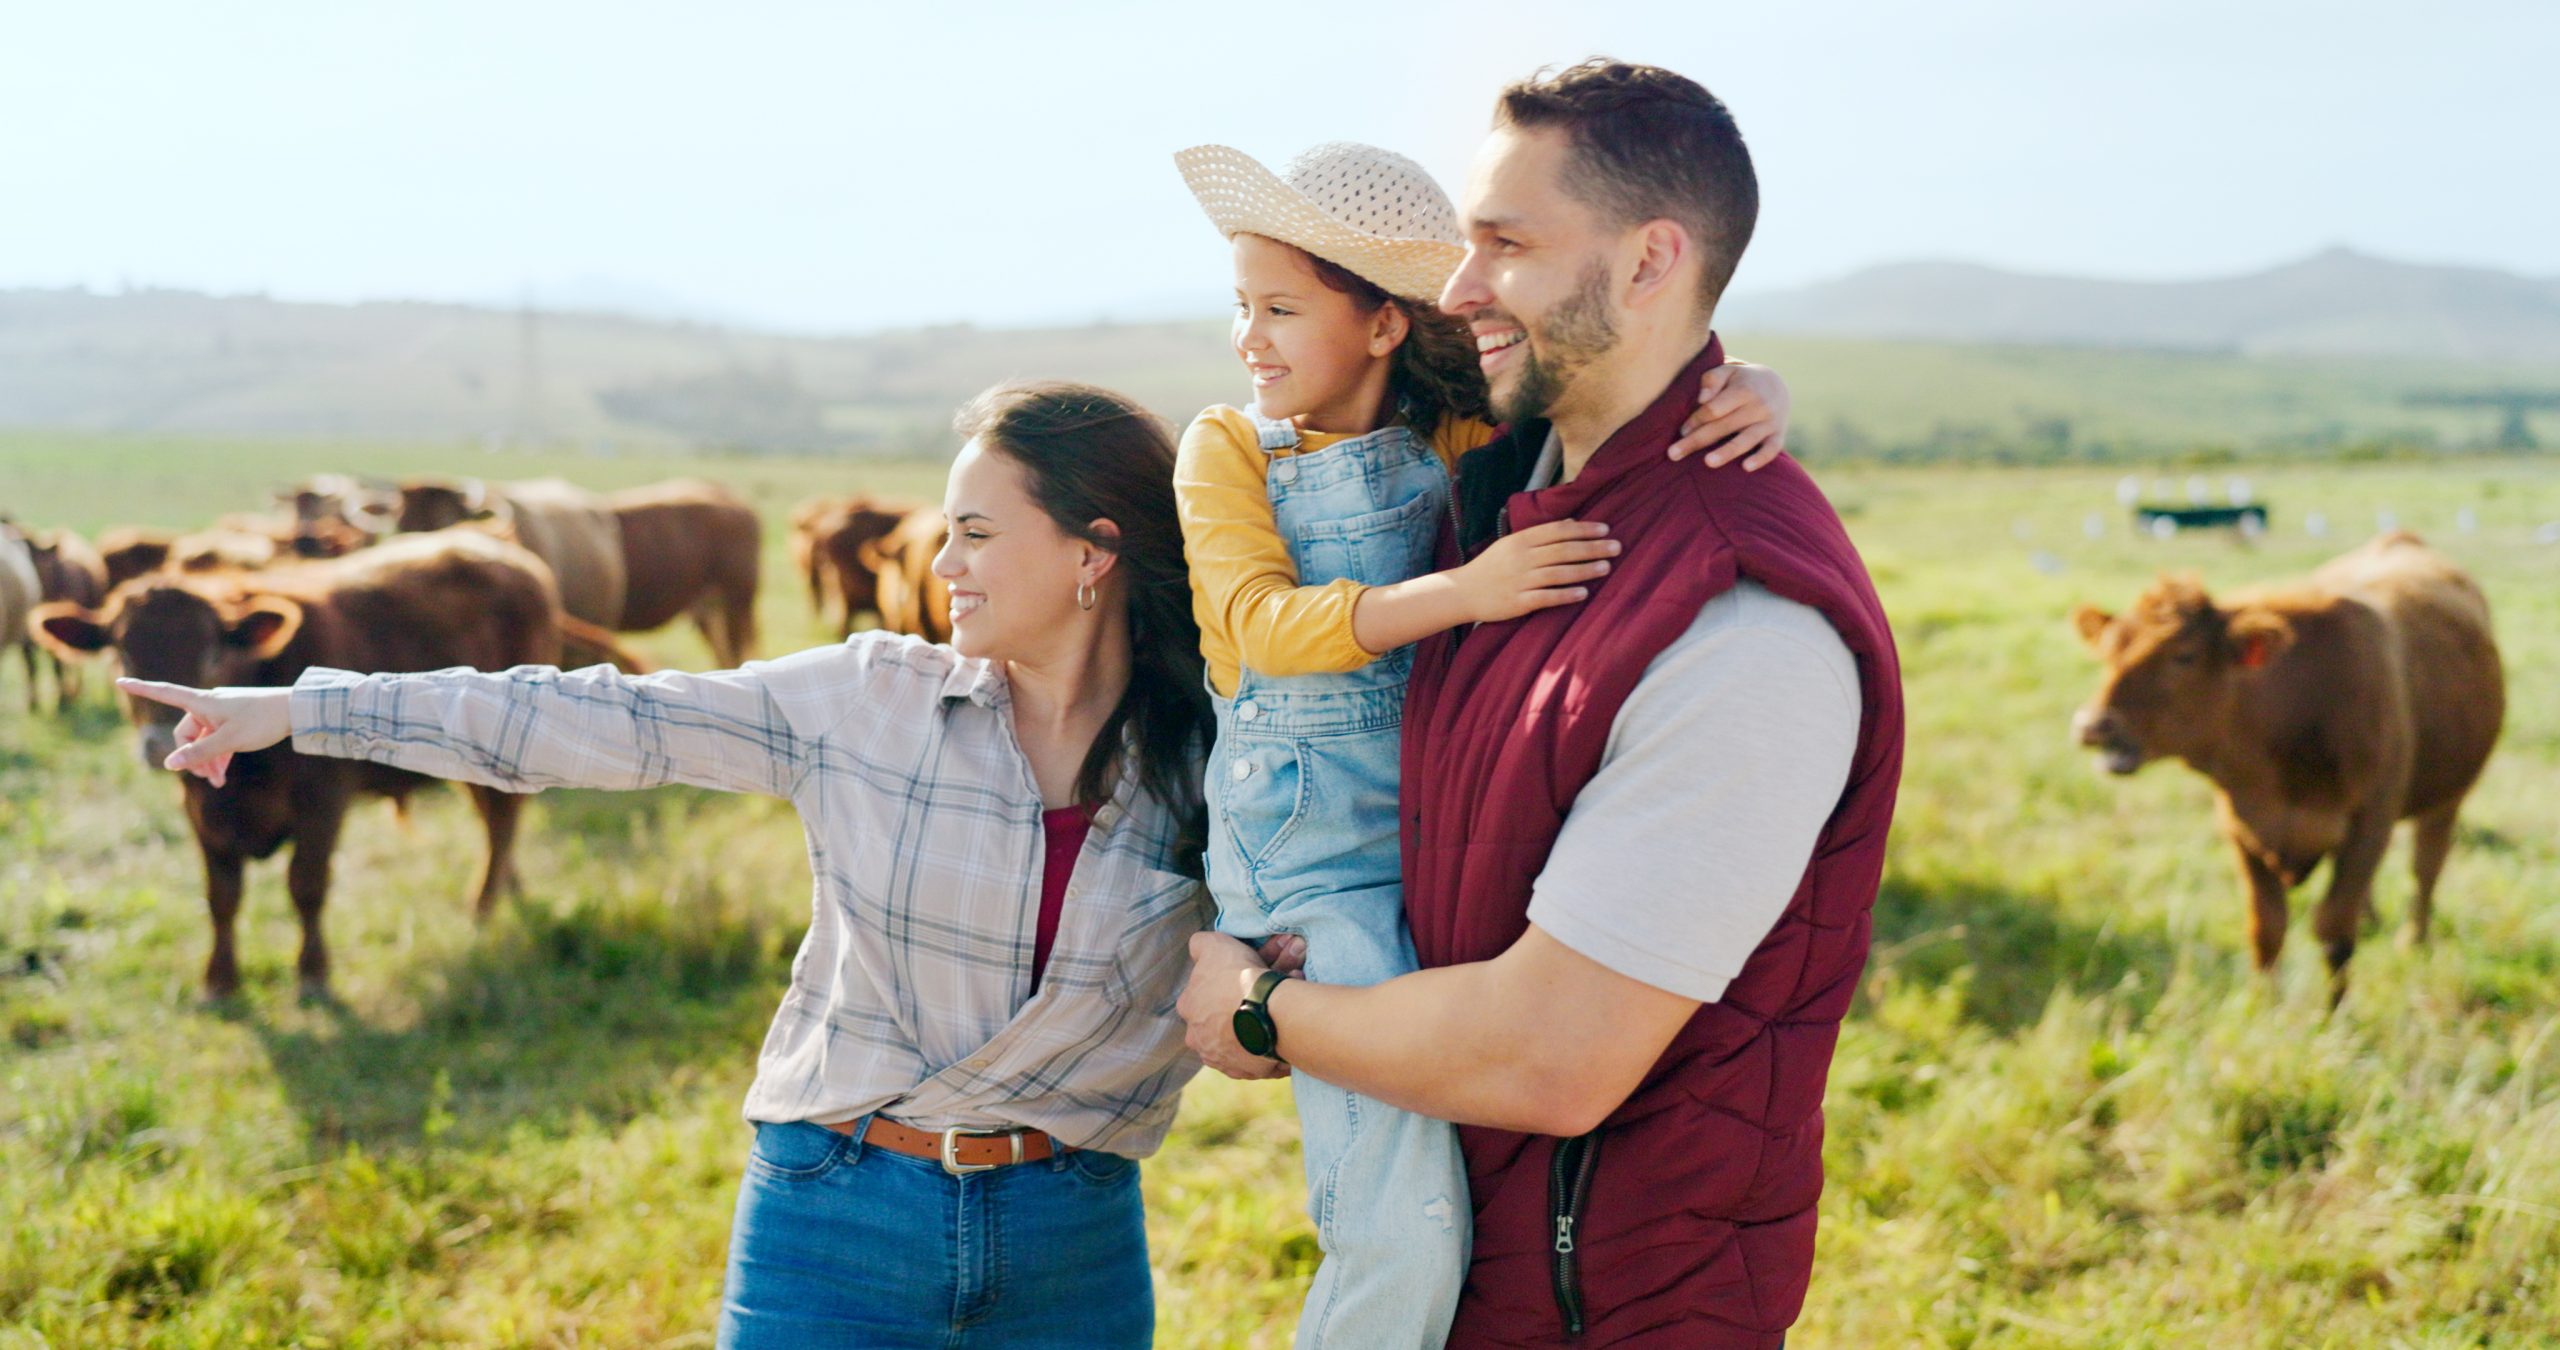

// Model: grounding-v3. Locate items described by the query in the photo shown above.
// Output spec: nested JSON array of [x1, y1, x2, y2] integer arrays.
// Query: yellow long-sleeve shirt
[[1176, 405, 1499, 698]]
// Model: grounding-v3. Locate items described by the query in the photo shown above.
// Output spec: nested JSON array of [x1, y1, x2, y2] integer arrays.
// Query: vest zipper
[[1548, 1127, 1604, 1338]]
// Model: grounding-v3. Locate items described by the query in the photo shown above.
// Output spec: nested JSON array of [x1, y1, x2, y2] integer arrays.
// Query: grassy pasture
[[2, 436, 2557, 1347]]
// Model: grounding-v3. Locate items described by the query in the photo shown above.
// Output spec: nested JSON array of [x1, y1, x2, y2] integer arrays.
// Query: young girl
[[1170, 141, 1791, 1349]]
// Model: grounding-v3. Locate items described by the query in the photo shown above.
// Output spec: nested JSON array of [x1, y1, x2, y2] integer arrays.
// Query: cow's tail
[[558, 615, 652, 674]]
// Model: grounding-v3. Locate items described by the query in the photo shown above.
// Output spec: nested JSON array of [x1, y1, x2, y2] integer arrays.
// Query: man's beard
[[1492, 258, 1619, 426]]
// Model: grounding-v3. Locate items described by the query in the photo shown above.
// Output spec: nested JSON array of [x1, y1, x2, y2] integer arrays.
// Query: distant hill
[[0, 256, 2551, 461], [1719, 248, 2560, 362], [0, 288, 1247, 455]]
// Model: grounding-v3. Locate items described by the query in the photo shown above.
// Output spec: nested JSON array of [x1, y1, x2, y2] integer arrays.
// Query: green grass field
[[3, 438, 2557, 1347]]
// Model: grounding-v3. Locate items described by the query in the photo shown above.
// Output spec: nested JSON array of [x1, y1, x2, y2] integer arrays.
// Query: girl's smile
[[1229, 232, 1402, 435]]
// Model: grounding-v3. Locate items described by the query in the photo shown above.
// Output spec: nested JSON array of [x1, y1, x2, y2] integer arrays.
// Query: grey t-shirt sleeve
[[1526, 581, 1862, 1003]]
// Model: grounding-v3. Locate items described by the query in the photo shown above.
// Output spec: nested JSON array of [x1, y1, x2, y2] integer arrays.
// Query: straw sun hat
[[1175, 142, 1465, 301]]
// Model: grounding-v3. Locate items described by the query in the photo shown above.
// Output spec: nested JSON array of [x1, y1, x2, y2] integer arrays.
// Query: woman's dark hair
[[1296, 247, 1492, 431], [952, 380, 1212, 870]]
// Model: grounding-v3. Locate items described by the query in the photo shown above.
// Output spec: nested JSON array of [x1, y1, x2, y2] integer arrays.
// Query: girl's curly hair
[[1298, 249, 1492, 432]]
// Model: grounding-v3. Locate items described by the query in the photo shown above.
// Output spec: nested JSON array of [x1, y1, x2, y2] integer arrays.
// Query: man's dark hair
[[1496, 59, 1758, 316]]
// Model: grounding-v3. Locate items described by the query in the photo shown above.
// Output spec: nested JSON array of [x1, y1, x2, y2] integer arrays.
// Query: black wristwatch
[[1232, 969, 1289, 1061]]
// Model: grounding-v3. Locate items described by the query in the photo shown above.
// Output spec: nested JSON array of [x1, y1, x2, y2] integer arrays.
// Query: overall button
[[1230, 759, 1255, 782], [1236, 700, 1261, 722]]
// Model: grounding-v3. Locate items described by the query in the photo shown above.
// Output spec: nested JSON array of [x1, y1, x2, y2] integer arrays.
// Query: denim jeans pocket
[[1062, 1148, 1137, 1188], [745, 1120, 848, 1181]]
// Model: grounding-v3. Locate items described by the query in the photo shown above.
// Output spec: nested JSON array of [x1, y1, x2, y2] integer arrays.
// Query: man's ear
[[227, 599, 304, 658], [34, 602, 114, 657], [2224, 606, 2293, 671], [1624, 218, 1693, 311], [2070, 604, 2113, 649]]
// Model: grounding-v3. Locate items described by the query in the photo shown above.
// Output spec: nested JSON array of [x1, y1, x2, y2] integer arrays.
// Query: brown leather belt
[[825, 1114, 1067, 1175]]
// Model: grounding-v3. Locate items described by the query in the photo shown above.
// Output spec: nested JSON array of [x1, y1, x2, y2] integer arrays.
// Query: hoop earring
[[1076, 581, 1096, 612]]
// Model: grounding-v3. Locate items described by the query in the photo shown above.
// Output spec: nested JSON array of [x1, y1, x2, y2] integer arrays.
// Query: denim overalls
[[1206, 410, 1470, 1350]]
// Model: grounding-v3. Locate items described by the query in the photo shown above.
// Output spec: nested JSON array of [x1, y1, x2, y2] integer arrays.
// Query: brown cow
[[211, 508, 375, 561], [32, 531, 564, 1002], [394, 478, 628, 632], [606, 479, 762, 666], [278, 474, 400, 541], [790, 494, 918, 637], [2070, 532, 2504, 1001], [864, 507, 953, 644], [788, 498, 834, 620], [0, 527, 36, 711], [97, 527, 178, 587], [14, 526, 109, 709], [172, 528, 279, 573]]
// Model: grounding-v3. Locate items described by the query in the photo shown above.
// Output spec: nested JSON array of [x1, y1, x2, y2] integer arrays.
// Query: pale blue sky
[[2, 0, 2546, 332]]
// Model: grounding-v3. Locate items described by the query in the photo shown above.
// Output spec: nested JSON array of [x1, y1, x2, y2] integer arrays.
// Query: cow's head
[[2069, 576, 2293, 775], [278, 474, 400, 536], [395, 479, 493, 533], [33, 581, 305, 768], [284, 519, 370, 559]]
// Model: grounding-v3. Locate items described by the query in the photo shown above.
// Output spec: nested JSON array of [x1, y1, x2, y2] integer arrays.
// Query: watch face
[[1233, 1006, 1275, 1058]]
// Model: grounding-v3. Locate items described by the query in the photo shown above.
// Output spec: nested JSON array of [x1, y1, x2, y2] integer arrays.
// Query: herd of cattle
[[0, 477, 950, 999], [0, 492, 2512, 1011]]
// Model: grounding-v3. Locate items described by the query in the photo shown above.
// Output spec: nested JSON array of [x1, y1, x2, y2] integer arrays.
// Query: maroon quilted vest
[[1402, 338, 1904, 1347]]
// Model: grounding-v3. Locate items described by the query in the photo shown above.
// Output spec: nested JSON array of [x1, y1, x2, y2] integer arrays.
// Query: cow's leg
[[2234, 841, 2290, 975], [199, 838, 248, 1001], [466, 785, 525, 920], [52, 650, 82, 708], [685, 597, 728, 668], [18, 640, 35, 713], [697, 596, 754, 668], [286, 802, 347, 1004], [2406, 800, 2462, 947], [721, 570, 758, 666], [2315, 805, 2397, 1007]]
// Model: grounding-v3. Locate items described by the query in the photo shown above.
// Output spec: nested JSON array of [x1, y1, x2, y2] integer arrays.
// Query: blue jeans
[[1203, 412, 1469, 1349], [718, 1118, 1152, 1349]]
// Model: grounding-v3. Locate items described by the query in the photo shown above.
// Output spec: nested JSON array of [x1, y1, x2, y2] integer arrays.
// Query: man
[[1178, 60, 1905, 1348]]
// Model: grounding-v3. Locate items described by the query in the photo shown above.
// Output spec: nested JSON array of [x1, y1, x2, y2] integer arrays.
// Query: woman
[[122, 381, 1213, 1349]]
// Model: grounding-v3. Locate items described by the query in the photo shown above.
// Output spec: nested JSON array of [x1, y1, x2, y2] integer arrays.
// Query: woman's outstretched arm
[[121, 660, 817, 799]]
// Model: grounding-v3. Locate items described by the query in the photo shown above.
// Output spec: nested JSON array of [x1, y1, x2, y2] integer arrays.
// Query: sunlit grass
[[3, 446, 2555, 1345]]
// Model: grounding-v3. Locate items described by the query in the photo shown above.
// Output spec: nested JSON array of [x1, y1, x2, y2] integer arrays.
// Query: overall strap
[[1248, 409, 1301, 454]]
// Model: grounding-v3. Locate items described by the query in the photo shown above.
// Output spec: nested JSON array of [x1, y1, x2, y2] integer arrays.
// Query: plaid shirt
[[290, 634, 1212, 1156]]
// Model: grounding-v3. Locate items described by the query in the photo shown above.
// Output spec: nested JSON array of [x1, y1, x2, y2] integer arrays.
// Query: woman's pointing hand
[[116, 679, 294, 788]]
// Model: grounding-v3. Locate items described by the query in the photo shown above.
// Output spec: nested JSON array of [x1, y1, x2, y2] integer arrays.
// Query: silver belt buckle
[[940, 1126, 1023, 1177]]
